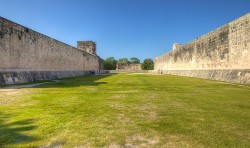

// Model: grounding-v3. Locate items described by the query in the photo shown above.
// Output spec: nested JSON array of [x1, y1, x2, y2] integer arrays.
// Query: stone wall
[[109, 70, 152, 73], [160, 69, 250, 84], [0, 70, 98, 85], [154, 13, 250, 84], [0, 17, 103, 84], [116, 63, 142, 70]]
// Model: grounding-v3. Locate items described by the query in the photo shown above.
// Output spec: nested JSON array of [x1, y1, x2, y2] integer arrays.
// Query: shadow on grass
[[1, 74, 115, 89], [36, 74, 114, 88], [0, 113, 38, 147]]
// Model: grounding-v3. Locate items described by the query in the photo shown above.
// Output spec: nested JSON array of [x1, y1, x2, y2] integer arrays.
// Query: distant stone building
[[116, 62, 142, 70], [77, 41, 96, 55]]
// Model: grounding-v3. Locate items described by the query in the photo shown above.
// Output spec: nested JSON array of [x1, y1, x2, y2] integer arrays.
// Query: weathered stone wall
[[160, 69, 250, 84], [0, 17, 103, 84], [116, 63, 142, 70], [0, 70, 98, 85], [109, 70, 152, 73], [154, 13, 250, 84]]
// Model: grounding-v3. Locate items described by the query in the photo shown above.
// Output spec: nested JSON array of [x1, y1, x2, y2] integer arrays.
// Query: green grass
[[0, 73, 249, 147]]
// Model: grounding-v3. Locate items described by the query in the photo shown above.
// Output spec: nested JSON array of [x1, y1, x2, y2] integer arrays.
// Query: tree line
[[103, 57, 154, 70]]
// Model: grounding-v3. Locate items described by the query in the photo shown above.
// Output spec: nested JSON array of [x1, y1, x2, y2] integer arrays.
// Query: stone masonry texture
[[154, 13, 250, 84], [116, 63, 142, 70], [0, 17, 103, 84]]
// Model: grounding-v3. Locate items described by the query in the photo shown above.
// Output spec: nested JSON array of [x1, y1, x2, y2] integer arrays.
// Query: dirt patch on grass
[[107, 135, 159, 148], [109, 103, 126, 109], [109, 94, 128, 99], [108, 134, 202, 148], [41, 140, 65, 148], [139, 93, 164, 100], [108, 143, 122, 148], [113, 90, 140, 94], [137, 103, 156, 111], [125, 135, 159, 147], [0, 89, 21, 94], [137, 104, 157, 120], [0, 89, 30, 105], [116, 113, 131, 123]]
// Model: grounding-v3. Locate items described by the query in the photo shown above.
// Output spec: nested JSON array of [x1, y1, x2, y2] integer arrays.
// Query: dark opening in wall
[[9, 27, 13, 35], [25, 28, 29, 33], [0, 30, 3, 39]]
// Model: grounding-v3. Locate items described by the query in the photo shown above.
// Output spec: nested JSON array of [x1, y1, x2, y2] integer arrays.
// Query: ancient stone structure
[[154, 13, 250, 84], [77, 41, 96, 55], [172, 43, 181, 51], [0, 17, 104, 84], [116, 62, 142, 70]]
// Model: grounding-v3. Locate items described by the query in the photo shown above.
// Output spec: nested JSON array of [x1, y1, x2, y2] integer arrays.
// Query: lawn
[[0, 73, 249, 147]]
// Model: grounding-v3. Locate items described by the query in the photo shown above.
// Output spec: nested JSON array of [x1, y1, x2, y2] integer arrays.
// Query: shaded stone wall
[[109, 70, 152, 73], [154, 13, 250, 84], [0, 17, 103, 84], [0, 70, 96, 85]]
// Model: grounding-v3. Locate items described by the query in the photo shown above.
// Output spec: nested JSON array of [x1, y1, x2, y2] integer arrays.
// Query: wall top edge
[[154, 12, 250, 59], [0, 16, 98, 58]]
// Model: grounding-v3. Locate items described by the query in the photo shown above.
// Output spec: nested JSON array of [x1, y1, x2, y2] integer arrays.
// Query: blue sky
[[0, 0, 249, 61]]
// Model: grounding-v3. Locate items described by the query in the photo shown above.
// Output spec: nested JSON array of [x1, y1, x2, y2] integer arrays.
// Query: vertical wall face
[[154, 13, 250, 83], [155, 25, 230, 70], [229, 14, 250, 69], [116, 63, 142, 70], [0, 17, 104, 84], [155, 13, 250, 71], [0, 17, 100, 71]]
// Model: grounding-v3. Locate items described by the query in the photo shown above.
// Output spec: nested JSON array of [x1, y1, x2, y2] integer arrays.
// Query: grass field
[[0, 73, 249, 147]]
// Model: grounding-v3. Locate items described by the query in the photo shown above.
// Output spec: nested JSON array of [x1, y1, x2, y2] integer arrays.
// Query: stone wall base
[[0, 70, 104, 85], [109, 70, 153, 73], [159, 69, 250, 84]]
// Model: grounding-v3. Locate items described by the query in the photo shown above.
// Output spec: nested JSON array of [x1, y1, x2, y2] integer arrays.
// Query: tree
[[141, 58, 154, 70], [118, 58, 129, 63], [104, 57, 117, 70], [130, 57, 140, 64]]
